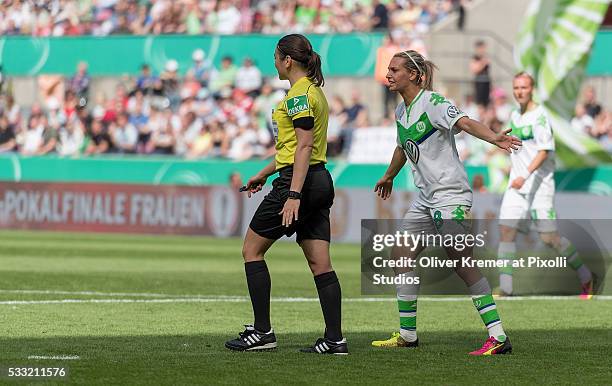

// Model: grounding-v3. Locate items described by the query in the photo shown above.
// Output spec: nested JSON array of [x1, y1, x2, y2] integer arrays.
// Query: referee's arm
[[290, 119, 315, 194]]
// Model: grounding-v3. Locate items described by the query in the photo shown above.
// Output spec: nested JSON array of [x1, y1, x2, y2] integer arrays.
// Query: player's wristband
[[288, 191, 302, 200]]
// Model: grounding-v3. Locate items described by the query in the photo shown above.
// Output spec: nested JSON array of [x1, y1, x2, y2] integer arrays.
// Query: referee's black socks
[[314, 271, 343, 342], [245, 260, 271, 333]]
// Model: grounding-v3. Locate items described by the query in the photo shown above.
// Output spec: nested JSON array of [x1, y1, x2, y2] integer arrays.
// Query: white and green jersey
[[395, 89, 471, 208], [508, 104, 555, 196]]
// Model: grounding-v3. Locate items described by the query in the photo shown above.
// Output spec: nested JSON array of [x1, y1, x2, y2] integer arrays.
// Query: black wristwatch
[[288, 190, 302, 200]]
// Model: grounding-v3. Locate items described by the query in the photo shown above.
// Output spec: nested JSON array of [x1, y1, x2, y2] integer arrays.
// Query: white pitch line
[[5, 290, 610, 301], [0, 289, 203, 298], [1, 295, 611, 305], [28, 355, 80, 360]]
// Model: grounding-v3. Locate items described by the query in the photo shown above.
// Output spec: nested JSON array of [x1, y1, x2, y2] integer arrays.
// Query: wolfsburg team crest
[[403, 139, 420, 164]]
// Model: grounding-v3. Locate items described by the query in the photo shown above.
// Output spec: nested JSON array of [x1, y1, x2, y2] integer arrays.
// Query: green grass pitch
[[0, 230, 610, 385]]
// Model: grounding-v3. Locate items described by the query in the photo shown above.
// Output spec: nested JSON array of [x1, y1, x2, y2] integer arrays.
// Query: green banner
[[0, 155, 609, 194], [514, 0, 611, 167], [0, 33, 384, 77]]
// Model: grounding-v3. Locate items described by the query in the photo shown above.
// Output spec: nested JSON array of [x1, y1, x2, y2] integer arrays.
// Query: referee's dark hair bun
[[277, 34, 325, 87]]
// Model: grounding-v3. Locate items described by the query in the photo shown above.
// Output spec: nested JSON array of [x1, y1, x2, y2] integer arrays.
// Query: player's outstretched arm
[[455, 117, 522, 153], [375, 145, 407, 200]]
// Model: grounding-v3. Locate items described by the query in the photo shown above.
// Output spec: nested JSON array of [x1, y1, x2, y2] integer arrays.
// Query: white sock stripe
[[479, 304, 497, 314], [399, 311, 417, 317]]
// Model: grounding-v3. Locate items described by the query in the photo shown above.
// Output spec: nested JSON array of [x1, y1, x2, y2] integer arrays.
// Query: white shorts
[[499, 189, 557, 233], [401, 201, 472, 236]]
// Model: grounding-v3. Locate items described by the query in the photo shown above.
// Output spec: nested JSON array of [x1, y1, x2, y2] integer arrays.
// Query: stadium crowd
[[0, 1, 610, 162], [0, 53, 375, 159], [0, 0, 464, 36], [0, 53, 610, 161]]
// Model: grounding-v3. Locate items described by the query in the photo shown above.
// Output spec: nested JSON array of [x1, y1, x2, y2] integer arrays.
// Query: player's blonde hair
[[514, 71, 535, 86], [393, 50, 437, 91]]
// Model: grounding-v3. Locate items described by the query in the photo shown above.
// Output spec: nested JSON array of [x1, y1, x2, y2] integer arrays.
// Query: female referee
[[370, 50, 521, 355], [225, 34, 347, 355]]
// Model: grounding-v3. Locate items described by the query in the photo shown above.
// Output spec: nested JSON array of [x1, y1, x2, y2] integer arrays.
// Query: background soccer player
[[497, 72, 594, 298], [371, 50, 521, 355], [224, 34, 347, 355]]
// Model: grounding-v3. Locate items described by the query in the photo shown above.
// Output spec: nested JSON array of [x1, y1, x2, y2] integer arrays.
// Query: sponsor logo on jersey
[[447, 105, 460, 118], [429, 93, 448, 106], [286, 94, 309, 116], [403, 138, 420, 164]]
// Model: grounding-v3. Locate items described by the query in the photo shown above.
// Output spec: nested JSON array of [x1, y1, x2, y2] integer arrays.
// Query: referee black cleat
[[300, 337, 349, 355], [225, 325, 277, 351]]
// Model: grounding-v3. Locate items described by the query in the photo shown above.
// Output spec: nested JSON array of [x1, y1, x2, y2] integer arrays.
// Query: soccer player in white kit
[[497, 72, 594, 298], [371, 50, 521, 355]]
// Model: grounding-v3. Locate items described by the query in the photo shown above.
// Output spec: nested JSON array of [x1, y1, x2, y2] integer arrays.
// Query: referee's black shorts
[[249, 162, 334, 243]]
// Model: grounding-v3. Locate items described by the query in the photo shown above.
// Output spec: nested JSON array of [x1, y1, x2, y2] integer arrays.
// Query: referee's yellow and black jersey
[[272, 76, 328, 169]]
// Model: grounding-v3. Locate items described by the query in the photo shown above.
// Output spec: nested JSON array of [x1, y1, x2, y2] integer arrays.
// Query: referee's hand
[[374, 177, 394, 200], [244, 174, 267, 198]]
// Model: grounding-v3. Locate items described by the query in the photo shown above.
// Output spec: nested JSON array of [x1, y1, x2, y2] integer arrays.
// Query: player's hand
[[511, 176, 525, 189], [374, 176, 394, 200], [244, 174, 267, 198], [279, 198, 300, 227], [493, 128, 522, 153]]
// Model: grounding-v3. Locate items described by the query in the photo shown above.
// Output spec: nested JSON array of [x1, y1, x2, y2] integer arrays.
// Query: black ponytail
[[277, 34, 325, 87]]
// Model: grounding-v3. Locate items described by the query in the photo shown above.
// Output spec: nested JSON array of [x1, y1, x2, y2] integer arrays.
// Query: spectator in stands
[[375, 33, 401, 119], [110, 112, 138, 154], [149, 114, 176, 154], [470, 40, 491, 107], [189, 49, 215, 88], [571, 104, 595, 135], [372, 0, 389, 30], [4, 94, 22, 127], [208, 119, 229, 157], [160, 59, 181, 109], [581, 85, 602, 118], [295, 0, 318, 31], [213, 0, 242, 34], [175, 111, 203, 156], [253, 82, 284, 138], [491, 87, 512, 123], [56, 117, 85, 157], [187, 123, 213, 159], [20, 114, 44, 155], [461, 94, 480, 121], [344, 90, 369, 128], [47, 97, 66, 132], [235, 57, 263, 98], [1, 1, 461, 36], [67, 61, 91, 105], [327, 95, 349, 157], [135, 64, 158, 95], [63, 90, 80, 120], [85, 112, 112, 154], [227, 123, 258, 161], [210, 56, 238, 94], [0, 114, 17, 153], [592, 110, 611, 141], [597, 112, 612, 153]]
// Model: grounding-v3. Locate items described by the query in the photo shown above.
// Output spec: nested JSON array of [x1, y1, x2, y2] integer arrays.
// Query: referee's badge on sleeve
[[286, 94, 309, 116]]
